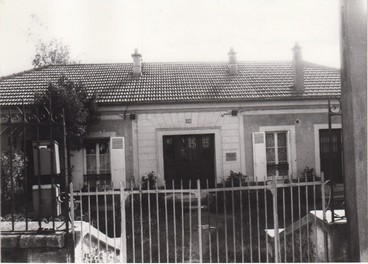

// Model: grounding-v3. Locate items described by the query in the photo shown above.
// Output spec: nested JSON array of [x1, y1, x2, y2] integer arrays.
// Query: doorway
[[319, 129, 343, 183], [163, 134, 215, 188]]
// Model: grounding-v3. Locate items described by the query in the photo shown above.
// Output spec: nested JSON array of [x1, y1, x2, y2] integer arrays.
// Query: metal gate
[[71, 174, 328, 263]]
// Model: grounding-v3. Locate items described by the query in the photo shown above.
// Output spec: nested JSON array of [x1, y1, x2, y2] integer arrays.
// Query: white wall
[[136, 111, 243, 184]]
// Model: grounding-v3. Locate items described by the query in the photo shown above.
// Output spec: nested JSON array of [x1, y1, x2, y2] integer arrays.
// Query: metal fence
[[0, 100, 70, 232], [71, 175, 327, 263]]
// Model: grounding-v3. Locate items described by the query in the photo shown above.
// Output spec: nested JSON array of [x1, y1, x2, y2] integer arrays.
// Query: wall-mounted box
[[32, 184, 61, 218], [33, 140, 60, 176]]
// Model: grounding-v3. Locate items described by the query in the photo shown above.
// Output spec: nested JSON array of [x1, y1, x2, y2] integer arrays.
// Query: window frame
[[265, 131, 289, 178], [259, 125, 297, 181], [83, 139, 111, 175]]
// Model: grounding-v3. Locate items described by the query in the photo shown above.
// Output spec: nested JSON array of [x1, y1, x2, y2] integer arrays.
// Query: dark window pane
[[266, 133, 274, 147]]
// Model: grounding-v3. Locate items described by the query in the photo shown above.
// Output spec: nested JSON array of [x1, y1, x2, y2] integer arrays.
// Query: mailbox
[[32, 184, 61, 218], [33, 140, 61, 176]]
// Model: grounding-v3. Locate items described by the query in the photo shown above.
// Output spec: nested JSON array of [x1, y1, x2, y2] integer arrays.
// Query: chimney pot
[[292, 43, 304, 92], [228, 47, 238, 75], [132, 49, 142, 77]]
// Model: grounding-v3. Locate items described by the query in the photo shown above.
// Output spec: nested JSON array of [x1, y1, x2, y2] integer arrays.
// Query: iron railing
[[71, 175, 328, 263], [0, 100, 70, 233]]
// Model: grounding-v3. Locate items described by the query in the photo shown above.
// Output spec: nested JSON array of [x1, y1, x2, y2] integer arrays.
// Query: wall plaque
[[226, 152, 237, 161]]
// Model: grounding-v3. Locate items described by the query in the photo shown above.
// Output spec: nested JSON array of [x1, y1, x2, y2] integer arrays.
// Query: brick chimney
[[292, 43, 304, 92], [228, 47, 238, 75], [132, 49, 142, 77]]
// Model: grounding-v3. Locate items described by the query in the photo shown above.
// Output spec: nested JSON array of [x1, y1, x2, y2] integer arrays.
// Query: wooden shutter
[[252, 132, 267, 182], [110, 137, 126, 188]]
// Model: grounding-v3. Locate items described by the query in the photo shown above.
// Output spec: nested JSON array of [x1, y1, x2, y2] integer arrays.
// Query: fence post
[[120, 182, 127, 263], [197, 179, 203, 263], [272, 177, 280, 263]]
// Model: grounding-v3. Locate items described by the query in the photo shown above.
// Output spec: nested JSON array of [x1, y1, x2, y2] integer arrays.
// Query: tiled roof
[[0, 61, 340, 106]]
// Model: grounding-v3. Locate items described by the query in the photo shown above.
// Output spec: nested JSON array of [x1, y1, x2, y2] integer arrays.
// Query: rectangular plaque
[[226, 152, 237, 161]]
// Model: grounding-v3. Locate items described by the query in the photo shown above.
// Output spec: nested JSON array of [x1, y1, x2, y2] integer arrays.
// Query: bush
[[224, 171, 248, 187], [141, 171, 157, 190], [1, 151, 27, 213]]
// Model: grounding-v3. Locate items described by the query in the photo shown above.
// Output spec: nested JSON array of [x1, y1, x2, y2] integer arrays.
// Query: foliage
[[32, 38, 75, 67], [1, 151, 26, 202], [300, 166, 318, 182], [35, 75, 98, 151], [224, 170, 248, 187], [141, 171, 157, 190]]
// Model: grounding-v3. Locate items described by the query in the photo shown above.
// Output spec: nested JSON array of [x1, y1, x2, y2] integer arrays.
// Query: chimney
[[228, 47, 238, 75], [131, 49, 142, 77], [292, 43, 304, 92]]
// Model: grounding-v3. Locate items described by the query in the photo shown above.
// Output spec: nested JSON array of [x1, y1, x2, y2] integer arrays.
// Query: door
[[163, 134, 215, 188], [319, 129, 343, 183]]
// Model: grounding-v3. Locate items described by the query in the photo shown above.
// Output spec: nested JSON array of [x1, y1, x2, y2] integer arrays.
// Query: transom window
[[265, 132, 289, 177], [85, 140, 110, 175]]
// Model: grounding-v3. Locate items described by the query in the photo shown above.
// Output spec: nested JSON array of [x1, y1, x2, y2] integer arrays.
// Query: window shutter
[[252, 132, 267, 182], [110, 137, 126, 188], [287, 131, 292, 179]]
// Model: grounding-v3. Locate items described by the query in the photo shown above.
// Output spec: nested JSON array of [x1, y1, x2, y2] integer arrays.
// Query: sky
[[0, 0, 341, 76]]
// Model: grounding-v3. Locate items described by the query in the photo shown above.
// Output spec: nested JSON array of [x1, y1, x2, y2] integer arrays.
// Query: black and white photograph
[[0, 0, 366, 262]]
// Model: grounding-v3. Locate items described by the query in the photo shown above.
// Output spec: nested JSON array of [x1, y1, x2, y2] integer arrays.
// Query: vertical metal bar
[[231, 179, 236, 262], [327, 100, 335, 223], [215, 183, 220, 263], [79, 184, 84, 262], [181, 180, 185, 263], [164, 181, 169, 263], [313, 172, 317, 262], [172, 180, 177, 263], [206, 180, 212, 263], [120, 182, 127, 263], [321, 172, 329, 262], [272, 177, 280, 263], [223, 181, 228, 263], [49, 98, 55, 230], [8, 108, 15, 231], [256, 181, 261, 262], [297, 177, 302, 262], [247, 176, 253, 263], [22, 102, 28, 231], [70, 183, 75, 249], [87, 183, 92, 256], [112, 187, 117, 262], [156, 180, 161, 263], [104, 184, 108, 261], [290, 182, 295, 262], [139, 181, 144, 262], [111, 188, 117, 262], [264, 177, 269, 263], [282, 187, 287, 262], [148, 183, 152, 263], [35, 107, 42, 230], [61, 108, 69, 233], [240, 179, 245, 263], [305, 175, 310, 262], [131, 183, 136, 263], [189, 180, 193, 263], [96, 183, 100, 255], [197, 179, 203, 263]]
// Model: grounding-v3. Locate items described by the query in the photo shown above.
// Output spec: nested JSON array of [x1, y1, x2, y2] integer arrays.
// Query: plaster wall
[[136, 111, 241, 184], [243, 112, 341, 178], [70, 118, 133, 189]]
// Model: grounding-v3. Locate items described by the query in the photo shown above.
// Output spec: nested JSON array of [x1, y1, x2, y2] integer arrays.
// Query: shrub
[[224, 171, 248, 187], [141, 171, 157, 190]]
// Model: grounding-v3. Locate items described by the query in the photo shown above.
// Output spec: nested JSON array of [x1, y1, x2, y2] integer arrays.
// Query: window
[[265, 132, 289, 177], [85, 140, 110, 175]]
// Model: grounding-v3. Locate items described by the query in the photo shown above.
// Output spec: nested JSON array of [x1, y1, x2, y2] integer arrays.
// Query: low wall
[[1, 228, 72, 263]]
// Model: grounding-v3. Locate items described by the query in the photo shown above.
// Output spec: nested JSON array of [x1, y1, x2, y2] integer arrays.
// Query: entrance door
[[163, 134, 215, 188], [319, 129, 343, 183]]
